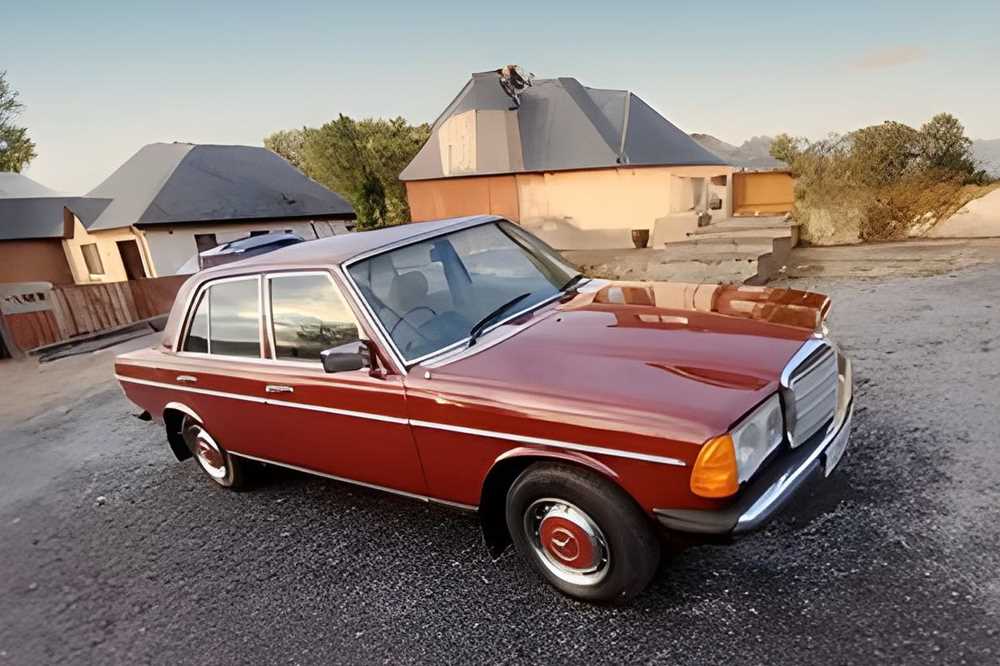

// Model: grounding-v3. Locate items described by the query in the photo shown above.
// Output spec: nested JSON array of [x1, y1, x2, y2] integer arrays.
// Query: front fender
[[478, 447, 621, 557]]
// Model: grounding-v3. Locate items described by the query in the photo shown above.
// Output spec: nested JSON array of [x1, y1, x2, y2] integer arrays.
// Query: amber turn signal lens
[[690, 433, 740, 498]]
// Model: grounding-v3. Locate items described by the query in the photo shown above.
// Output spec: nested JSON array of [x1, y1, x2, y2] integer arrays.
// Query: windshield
[[347, 221, 579, 363]]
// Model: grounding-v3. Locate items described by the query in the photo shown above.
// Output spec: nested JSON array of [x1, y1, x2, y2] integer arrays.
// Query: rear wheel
[[506, 463, 660, 603], [181, 417, 249, 489]]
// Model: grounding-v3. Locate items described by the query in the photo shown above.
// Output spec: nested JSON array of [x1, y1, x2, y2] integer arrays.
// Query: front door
[[251, 271, 426, 496], [116, 240, 147, 280]]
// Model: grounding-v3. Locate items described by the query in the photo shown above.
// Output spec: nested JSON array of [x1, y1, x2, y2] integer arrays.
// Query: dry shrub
[[773, 114, 995, 243]]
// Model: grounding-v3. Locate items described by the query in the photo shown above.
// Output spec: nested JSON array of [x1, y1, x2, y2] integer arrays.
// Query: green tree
[[268, 115, 430, 229], [0, 71, 38, 172], [919, 112, 977, 176], [263, 128, 308, 171], [768, 133, 804, 166]]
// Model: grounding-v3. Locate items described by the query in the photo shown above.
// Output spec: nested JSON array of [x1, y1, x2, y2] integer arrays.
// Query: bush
[[773, 113, 993, 243]]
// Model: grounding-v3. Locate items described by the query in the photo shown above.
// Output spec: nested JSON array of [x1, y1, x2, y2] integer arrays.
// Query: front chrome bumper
[[654, 351, 854, 537]]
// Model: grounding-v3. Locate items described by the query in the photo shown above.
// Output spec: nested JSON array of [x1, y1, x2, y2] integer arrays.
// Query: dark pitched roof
[[0, 196, 112, 241], [86, 143, 355, 231], [0, 174, 111, 241], [400, 73, 728, 181]]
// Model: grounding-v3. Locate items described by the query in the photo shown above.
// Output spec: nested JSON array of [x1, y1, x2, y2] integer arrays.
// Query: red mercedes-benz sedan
[[115, 215, 853, 603]]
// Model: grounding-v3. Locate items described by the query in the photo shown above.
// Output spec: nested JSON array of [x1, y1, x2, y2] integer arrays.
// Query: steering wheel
[[389, 305, 438, 338]]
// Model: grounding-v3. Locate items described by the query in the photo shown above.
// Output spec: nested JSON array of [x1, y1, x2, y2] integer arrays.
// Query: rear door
[[248, 270, 426, 496], [167, 275, 274, 456]]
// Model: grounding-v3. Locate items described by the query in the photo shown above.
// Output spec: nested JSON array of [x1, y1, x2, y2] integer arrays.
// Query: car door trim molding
[[116, 375, 687, 468], [115, 374, 406, 424], [408, 420, 687, 467], [226, 451, 478, 511]]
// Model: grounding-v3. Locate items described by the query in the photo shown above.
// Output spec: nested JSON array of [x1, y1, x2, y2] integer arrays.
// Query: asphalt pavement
[[1, 262, 998, 665]]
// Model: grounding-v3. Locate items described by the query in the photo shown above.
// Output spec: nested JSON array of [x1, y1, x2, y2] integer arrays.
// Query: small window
[[195, 233, 218, 253], [269, 274, 360, 361], [208, 279, 261, 357], [249, 230, 269, 237], [182, 293, 209, 353], [81, 243, 105, 275]]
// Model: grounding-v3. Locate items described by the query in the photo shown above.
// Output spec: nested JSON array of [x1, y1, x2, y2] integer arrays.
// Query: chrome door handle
[[265, 385, 294, 394], [176, 375, 198, 383]]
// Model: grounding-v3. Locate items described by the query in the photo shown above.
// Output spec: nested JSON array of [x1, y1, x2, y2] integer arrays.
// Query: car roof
[[197, 214, 503, 277]]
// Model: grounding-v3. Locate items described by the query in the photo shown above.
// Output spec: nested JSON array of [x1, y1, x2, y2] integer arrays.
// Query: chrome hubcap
[[187, 425, 227, 480], [524, 499, 610, 586]]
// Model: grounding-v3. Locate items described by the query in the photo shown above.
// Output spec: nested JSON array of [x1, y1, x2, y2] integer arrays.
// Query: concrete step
[[564, 248, 770, 285], [688, 218, 800, 246]]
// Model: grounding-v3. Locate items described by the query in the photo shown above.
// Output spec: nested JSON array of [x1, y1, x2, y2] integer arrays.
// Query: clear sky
[[5, 0, 1000, 193]]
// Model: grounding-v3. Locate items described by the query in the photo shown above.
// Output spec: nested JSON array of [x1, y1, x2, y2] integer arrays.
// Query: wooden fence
[[0, 275, 190, 355]]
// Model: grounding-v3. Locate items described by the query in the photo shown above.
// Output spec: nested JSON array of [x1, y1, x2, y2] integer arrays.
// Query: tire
[[181, 416, 249, 490], [506, 462, 660, 604]]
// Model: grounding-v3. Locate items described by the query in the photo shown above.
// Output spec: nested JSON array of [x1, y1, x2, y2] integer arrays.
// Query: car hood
[[415, 280, 826, 446]]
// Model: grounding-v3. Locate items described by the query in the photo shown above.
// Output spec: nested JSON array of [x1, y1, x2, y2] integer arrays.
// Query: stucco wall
[[142, 219, 351, 276], [0, 239, 75, 285], [62, 216, 153, 284], [406, 176, 519, 223], [732, 171, 794, 216], [516, 165, 733, 249]]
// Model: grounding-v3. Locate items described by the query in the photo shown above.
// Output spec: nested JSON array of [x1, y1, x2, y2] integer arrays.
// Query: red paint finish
[[114, 219, 829, 523], [540, 516, 595, 570]]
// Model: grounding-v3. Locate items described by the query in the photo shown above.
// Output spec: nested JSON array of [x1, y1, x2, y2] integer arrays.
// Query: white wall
[[142, 220, 351, 275]]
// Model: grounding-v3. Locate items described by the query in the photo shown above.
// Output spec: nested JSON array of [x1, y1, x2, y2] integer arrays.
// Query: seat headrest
[[388, 271, 429, 311]]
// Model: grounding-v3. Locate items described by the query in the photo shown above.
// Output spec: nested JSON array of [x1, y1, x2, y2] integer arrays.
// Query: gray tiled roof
[[0, 196, 111, 240], [400, 73, 728, 181], [86, 143, 355, 231], [0, 173, 111, 240]]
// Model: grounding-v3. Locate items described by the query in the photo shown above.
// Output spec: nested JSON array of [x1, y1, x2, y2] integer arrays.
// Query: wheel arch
[[162, 401, 201, 461], [478, 448, 621, 558]]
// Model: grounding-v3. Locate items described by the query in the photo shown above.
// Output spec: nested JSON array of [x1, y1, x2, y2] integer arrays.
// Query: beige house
[[2, 146, 356, 286], [401, 71, 733, 249], [71, 142, 356, 280]]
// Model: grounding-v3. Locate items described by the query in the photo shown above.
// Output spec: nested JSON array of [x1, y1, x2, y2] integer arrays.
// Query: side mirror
[[321, 345, 368, 373]]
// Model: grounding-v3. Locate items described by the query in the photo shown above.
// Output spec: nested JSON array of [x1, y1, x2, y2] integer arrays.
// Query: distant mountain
[[690, 134, 787, 170], [973, 139, 1000, 177]]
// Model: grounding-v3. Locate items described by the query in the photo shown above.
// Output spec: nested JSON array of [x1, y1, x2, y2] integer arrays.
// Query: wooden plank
[[49, 289, 74, 339]]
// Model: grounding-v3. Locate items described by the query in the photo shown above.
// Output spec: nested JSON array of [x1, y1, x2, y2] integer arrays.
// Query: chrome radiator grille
[[785, 343, 838, 446]]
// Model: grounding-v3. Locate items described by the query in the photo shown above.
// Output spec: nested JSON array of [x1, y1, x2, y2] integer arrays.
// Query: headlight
[[690, 394, 785, 498], [731, 394, 784, 483]]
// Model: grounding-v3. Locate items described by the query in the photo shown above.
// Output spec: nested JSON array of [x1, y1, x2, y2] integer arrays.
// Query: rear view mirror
[[321, 345, 368, 373]]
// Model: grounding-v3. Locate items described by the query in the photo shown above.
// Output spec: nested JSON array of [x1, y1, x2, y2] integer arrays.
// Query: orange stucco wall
[[406, 175, 520, 222], [0, 239, 75, 285], [732, 171, 795, 216]]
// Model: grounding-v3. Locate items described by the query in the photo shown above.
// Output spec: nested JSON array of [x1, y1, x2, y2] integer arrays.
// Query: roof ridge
[[556, 77, 623, 163]]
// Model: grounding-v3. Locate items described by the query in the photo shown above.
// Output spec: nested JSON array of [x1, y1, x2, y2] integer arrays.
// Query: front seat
[[381, 272, 435, 354]]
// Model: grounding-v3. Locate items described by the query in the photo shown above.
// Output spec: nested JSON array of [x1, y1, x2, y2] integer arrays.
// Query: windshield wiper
[[467, 292, 532, 347], [560, 273, 586, 292]]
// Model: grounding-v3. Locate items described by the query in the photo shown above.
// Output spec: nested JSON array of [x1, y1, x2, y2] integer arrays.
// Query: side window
[[209, 279, 261, 357], [269, 274, 361, 361], [182, 292, 208, 353]]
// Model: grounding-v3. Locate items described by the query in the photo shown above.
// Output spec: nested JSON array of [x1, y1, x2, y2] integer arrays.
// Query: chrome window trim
[[226, 450, 478, 511], [116, 374, 687, 468], [263, 270, 362, 366], [176, 274, 265, 359], [338, 219, 570, 369]]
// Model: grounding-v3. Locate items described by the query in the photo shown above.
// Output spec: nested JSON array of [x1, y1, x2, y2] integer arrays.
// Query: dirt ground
[[1, 242, 999, 664], [783, 237, 1000, 279]]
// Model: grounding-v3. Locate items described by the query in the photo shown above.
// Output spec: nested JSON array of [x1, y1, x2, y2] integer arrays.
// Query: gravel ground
[[1, 263, 999, 665]]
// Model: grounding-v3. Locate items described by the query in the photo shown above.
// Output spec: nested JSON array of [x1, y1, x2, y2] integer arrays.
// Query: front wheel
[[506, 463, 660, 603], [181, 417, 249, 490]]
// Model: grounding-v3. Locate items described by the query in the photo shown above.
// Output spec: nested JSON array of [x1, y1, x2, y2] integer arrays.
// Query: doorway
[[116, 240, 147, 280]]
